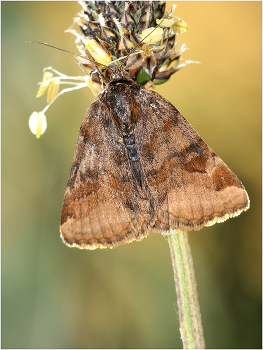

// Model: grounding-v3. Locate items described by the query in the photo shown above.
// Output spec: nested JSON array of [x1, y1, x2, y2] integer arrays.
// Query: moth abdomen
[[123, 132, 142, 186], [124, 134, 138, 159]]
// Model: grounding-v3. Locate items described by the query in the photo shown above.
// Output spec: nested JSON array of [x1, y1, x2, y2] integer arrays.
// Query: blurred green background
[[2, 1, 261, 348]]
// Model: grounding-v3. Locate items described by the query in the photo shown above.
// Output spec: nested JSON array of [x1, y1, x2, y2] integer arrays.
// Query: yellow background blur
[[2, 1, 261, 348]]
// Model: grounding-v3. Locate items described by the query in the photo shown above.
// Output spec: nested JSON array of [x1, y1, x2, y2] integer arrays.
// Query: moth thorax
[[108, 82, 137, 131]]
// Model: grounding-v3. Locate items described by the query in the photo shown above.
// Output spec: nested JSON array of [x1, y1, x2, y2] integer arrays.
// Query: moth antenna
[[25, 41, 109, 71], [120, 11, 172, 68]]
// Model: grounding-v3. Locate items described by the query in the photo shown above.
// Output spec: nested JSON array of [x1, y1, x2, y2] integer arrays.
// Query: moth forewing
[[60, 74, 249, 249]]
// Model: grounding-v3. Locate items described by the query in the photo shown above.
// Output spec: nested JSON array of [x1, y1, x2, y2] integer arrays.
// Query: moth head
[[107, 66, 132, 84]]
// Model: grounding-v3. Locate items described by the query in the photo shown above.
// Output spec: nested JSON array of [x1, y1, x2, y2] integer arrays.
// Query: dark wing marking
[[60, 100, 154, 249], [134, 88, 250, 232]]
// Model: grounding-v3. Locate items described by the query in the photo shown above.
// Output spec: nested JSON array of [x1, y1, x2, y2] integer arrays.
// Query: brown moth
[[60, 67, 250, 250]]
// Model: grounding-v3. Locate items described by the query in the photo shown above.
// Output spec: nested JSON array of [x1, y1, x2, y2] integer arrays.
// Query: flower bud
[[84, 76, 101, 97], [158, 58, 180, 73], [29, 112, 47, 138], [85, 38, 112, 66], [117, 35, 134, 55]]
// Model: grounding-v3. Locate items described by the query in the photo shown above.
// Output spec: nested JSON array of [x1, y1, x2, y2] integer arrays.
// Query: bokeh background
[[2, 1, 261, 348]]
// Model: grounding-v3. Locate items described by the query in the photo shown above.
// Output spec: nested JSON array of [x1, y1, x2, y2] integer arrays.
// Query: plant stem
[[167, 230, 205, 349]]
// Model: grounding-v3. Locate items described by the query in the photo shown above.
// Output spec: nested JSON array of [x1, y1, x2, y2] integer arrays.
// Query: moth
[[60, 67, 250, 250]]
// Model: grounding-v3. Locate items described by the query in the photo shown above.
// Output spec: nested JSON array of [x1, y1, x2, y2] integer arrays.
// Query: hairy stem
[[167, 230, 205, 349]]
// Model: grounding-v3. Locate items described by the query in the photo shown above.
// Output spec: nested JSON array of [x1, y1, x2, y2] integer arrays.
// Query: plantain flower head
[[30, 2, 197, 137]]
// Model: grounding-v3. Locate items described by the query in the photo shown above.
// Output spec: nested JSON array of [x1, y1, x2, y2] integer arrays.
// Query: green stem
[[167, 230, 205, 349]]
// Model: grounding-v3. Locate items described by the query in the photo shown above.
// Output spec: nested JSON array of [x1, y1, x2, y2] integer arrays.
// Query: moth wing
[[135, 89, 250, 232], [60, 100, 154, 249]]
